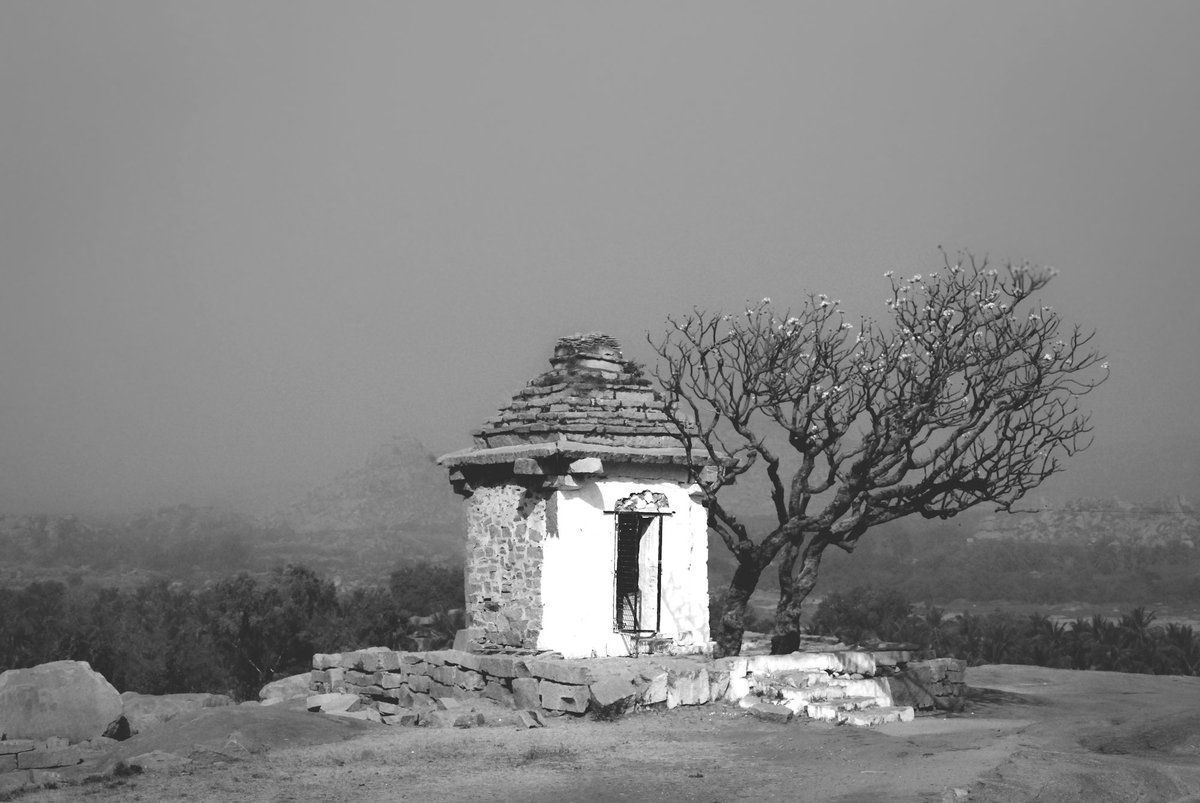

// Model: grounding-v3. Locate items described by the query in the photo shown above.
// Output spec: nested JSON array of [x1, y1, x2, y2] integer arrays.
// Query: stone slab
[[667, 668, 710, 708], [312, 654, 341, 670], [306, 693, 360, 713], [478, 655, 532, 679], [378, 672, 405, 690], [639, 671, 669, 705], [0, 740, 36, 756], [590, 676, 638, 709], [539, 680, 589, 714], [17, 748, 82, 770], [511, 677, 540, 710], [482, 679, 515, 707], [325, 708, 382, 723], [457, 668, 486, 691], [748, 702, 794, 724], [526, 659, 594, 686], [442, 650, 483, 672], [843, 706, 915, 727]]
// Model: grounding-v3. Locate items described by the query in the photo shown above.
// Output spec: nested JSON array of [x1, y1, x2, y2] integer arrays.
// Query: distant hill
[[971, 496, 1198, 549], [0, 435, 465, 588], [275, 435, 462, 535]]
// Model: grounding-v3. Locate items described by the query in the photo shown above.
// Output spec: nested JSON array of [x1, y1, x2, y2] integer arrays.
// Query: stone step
[[772, 677, 892, 708], [722, 651, 876, 678], [804, 696, 882, 722], [722, 651, 879, 701], [842, 706, 915, 727]]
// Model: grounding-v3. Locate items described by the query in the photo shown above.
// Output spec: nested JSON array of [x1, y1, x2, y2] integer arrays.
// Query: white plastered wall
[[537, 464, 710, 658]]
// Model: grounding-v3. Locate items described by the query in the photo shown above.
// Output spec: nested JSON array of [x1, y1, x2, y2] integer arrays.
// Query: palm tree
[[1163, 623, 1200, 676], [1088, 614, 1121, 671], [1118, 606, 1157, 649], [1064, 618, 1094, 670], [1025, 613, 1069, 668]]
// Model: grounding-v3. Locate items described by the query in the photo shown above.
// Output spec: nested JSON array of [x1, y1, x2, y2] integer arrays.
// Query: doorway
[[614, 512, 662, 633]]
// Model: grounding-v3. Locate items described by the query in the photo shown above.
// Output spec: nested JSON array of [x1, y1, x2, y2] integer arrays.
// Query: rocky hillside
[[0, 435, 465, 588], [971, 496, 1198, 549], [276, 435, 462, 535]]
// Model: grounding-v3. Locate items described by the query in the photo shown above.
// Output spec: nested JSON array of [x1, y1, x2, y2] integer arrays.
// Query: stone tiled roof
[[470, 333, 692, 452]]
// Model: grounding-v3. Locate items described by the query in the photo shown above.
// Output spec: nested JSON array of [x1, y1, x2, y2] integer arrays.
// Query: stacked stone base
[[309, 647, 726, 725], [310, 646, 966, 728], [885, 657, 967, 712]]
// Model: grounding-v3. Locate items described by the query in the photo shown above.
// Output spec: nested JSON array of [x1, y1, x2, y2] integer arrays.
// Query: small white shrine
[[439, 334, 712, 658]]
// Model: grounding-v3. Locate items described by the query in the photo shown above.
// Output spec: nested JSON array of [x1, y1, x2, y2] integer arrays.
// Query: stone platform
[[308, 647, 966, 727]]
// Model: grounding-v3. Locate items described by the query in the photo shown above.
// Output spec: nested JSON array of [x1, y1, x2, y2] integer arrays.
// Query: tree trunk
[[715, 558, 764, 658], [770, 537, 826, 654]]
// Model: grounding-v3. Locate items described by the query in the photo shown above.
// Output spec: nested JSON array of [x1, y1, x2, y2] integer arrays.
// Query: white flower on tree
[[650, 251, 1108, 656]]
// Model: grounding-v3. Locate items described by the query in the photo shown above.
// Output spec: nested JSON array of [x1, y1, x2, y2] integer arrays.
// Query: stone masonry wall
[[310, 648, 724, 725], [308, 648, 966, 728], [464, 484, 546, 649]]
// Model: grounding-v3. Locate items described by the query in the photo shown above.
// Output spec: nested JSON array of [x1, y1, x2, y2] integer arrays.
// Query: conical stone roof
[[440, 333, 703, 470], [473, 333, 683, 449]]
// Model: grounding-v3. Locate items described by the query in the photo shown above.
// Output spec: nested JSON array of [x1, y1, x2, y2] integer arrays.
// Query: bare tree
[[650, 253, 1107, 657]]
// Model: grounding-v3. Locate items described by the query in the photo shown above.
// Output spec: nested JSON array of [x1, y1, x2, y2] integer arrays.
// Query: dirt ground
[[13, 664, 1200, 802]]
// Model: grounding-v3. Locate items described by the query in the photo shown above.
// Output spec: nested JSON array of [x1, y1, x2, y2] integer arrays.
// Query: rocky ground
[[9, 664, 1200, 802]]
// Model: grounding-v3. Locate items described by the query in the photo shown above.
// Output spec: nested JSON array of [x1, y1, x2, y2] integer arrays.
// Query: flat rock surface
[[120, 691, 233, 734], [14, 664, 1200, 801]]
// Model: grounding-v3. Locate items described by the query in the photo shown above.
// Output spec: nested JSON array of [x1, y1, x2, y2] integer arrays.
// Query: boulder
[[120, 692, 234, 735], [0, 661, 123, 743], [748, 702, 794, 724], [259, 673, 312, 705]]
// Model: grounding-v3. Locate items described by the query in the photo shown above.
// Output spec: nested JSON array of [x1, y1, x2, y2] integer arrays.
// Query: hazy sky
[[2, 2, 1197, 515]]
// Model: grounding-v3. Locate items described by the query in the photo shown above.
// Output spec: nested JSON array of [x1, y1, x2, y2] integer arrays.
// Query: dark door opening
[[614, 512, 662, 633]]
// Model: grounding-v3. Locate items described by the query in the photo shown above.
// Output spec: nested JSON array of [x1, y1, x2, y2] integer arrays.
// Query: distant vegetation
[[712, 497, 1200, 607], [0, 563, 465, 701], [815, 499, 1200, 606], [811, 586, 1200, 676]]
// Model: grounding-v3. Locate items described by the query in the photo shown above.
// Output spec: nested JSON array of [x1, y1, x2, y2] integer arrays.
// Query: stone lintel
[[438, 441, 715, 470]]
